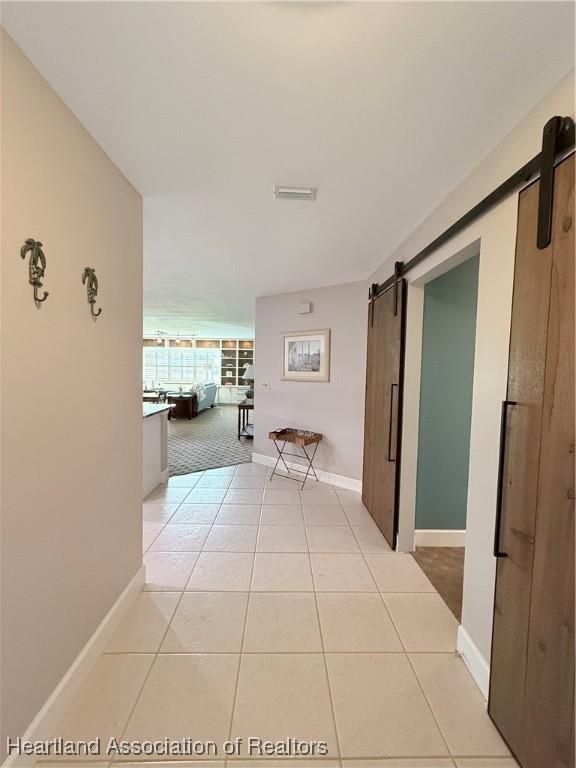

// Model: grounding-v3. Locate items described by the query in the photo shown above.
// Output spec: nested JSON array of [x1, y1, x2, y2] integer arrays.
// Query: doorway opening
[[408, 251, 480, 620]]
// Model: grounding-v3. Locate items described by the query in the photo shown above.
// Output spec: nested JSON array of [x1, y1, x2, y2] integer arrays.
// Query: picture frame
[[282, 329, 331, 382]]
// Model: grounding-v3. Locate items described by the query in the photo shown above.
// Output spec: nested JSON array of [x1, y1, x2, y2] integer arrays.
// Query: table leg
[[273, 440, 291, 478], [300, 442, 320, 489], [237, 407, 241, 439], [271, 442, 280, 477]]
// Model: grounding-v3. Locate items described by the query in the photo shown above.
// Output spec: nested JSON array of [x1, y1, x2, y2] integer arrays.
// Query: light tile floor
[[43, 463, 517, 768]]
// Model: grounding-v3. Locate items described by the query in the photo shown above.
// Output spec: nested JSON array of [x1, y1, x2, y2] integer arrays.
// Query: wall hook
[[20, 238, 49, 307], [81, 267, 102, 319]]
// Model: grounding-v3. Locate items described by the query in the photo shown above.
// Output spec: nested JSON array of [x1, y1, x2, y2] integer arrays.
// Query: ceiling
[[3, 2, 574, 338]]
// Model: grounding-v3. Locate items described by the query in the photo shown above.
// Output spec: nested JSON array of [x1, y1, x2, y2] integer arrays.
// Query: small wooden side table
[[238, 399, 254, 439], [268, 428, 323, 489], [166, 393, 198, 420]]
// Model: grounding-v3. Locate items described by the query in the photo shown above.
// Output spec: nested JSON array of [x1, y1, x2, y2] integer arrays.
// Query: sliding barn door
[[362, 280, 406, 549], [489, 155, 574, 768]]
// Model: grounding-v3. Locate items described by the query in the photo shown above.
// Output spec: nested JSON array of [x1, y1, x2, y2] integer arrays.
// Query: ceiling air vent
[[273, 185, 318, 201]]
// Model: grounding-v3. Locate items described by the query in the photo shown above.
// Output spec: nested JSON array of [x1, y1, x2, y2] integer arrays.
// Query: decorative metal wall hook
[[20, 238, 49, 306], [81, 267, 102, 319]]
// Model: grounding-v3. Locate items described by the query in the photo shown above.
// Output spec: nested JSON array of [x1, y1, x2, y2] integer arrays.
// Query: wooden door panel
[[488, 175, 553, 749], [489, 155, 575, 768], [362, 281, 405, 548], [522, 157, 575, 768]]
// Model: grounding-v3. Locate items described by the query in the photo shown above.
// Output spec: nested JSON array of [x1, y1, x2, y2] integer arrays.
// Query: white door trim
[[397, 196, 518, 695], [414, 529, 466, 547]]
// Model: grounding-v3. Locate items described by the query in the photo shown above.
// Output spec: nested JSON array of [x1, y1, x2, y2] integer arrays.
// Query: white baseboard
[[252, 452, 362, 493], [414, 529, 466, 547], [3, 564, 146, 768], [159, 468, 169, 483], [457, 624, 490, 699]]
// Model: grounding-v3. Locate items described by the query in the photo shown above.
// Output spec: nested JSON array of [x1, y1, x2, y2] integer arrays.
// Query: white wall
[[371, 71, 575, 286], [1, 31, 143, 750], [372, 71, 575, 692], [254, 281, 367, 483]]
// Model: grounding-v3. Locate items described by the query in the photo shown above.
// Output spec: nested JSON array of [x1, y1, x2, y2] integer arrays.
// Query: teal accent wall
[[415, 255, 479, 530]]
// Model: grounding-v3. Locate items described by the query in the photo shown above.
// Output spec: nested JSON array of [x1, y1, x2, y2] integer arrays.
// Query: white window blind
[[143, 347, 221, 386]]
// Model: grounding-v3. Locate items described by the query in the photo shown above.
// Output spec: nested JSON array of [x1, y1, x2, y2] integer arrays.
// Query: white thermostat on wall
[[298, 302, 312, 314]]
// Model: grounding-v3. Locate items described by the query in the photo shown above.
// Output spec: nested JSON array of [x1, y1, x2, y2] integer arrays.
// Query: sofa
[[197, 382, 218, 413]]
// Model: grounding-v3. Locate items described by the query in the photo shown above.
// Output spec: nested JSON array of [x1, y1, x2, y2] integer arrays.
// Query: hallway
[[44, 463, 514, 767]]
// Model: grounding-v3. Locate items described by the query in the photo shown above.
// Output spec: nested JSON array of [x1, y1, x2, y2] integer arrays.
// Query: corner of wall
[[1, 34, 143, 752]]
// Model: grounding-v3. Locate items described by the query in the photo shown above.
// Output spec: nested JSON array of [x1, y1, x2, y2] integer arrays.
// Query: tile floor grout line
[[138, 466, 478, 766], [403, 649, 460, 760], [119, 491, 225, 747], [354, 542, 382, 594], [145, 586, 439, 595], [378, 583, 454, 761], [142, 476, 219, 555], [104, 756, 512, 765], [304, 520, 344, 762], [149, 513, 408, 557], [112, 592, 182, 749], [39, 751, 494, 765], [348, 520, 393, 555], [181, 500, 226, 590], [104, 648, 413, 656], [372, 587, 405, 651], [349, 522, 454, 758], [135, 485, 230, 708], [225, 537, 257, 746]]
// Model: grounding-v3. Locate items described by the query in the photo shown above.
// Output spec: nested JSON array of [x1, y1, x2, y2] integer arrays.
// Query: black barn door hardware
[[494, 399, 517, 558], [537, 116, 572, 249], [20, 238, 49, 306], [393, 261, 402, 316], [369, 282, 379, 326], [370, 115, 575, 302]]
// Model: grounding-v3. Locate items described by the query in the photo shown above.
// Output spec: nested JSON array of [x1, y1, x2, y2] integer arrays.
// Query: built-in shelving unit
[[221, 339, 238, 385], [190, 338, 254, 386], [238, 340, 255, 381]]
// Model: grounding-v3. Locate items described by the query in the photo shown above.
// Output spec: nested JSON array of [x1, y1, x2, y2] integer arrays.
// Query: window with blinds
[[143, 347, 222, 386]]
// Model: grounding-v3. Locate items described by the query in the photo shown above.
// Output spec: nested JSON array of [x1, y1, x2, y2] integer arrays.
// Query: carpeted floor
[[411, 546, 465, 620], [168, 405, 253, 475]]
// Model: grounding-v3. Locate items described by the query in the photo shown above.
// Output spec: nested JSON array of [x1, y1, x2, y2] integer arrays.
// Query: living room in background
[[142, 336, 255, 476], [142, 337, 254, 403]]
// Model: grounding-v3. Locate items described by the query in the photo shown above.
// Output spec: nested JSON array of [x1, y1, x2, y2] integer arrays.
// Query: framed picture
[[282, 329, 330, 382]]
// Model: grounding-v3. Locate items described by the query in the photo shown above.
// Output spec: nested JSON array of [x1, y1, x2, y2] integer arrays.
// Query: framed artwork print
[[282, 329, 330, 382]]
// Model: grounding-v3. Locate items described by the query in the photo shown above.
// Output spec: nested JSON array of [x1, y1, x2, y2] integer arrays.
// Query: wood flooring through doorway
[[411, 547, 465, 621]]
